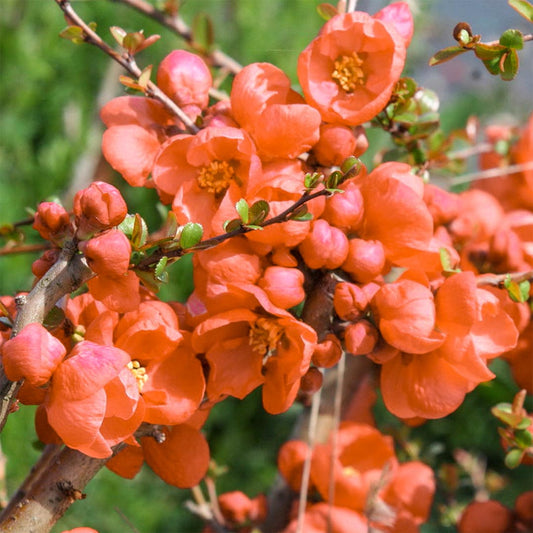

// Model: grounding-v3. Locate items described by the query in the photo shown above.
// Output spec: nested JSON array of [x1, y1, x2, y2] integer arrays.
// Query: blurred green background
[[1, 1, 532, 532]]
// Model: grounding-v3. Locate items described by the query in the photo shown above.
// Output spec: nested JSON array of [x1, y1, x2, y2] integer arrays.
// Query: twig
[[136, 188, 331, 270], [54, 0, 199, 134], [477, 270, 533, 288], [0, 243, 49, 257], [0, 423, 162, 532], [448, 161, 533, 185], [110, 0, 243, 75]]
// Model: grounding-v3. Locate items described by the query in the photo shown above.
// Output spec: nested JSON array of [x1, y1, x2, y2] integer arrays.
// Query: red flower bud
[[32, 202, 72, 243], [258, 266, 305, 309], [344, 320, 379, 356], [313, 124, 358, 167], [73, 181, 127, 237], [299, 219, 349, 270], [342, 238, 386, 283], [157, 50, 212, 109], [79, 229, 131, 277]]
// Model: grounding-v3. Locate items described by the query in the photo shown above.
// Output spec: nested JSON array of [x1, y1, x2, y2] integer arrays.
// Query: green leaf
[[249, 200, 269, 225], [508, 0, 533, 22], [316, 3, 338, 20], [504, 275, 528, 302], [439, 247, 460, 273], [154, 256, 168, 283], [304, 172, 322, 190], [131, 213, 148, 248], [429, 46, 469, 66], [474, 43, 505, 60], [414, 88, 440, 113], [110, 26, 127, 46], [179, 222, 203, 249], [43, 306, 65, 330], [504, 448, 524, 469], [290, 205, 313, 221], [223, 219, 243, 233], [235, 199, 249, 224], [59, 25, 85, 45], [500, 49, 519, 81], [192, 12, 214, 51], [500, 29, 524, 49], [514, 428, 533, 448], [325, 170, 344, 189]]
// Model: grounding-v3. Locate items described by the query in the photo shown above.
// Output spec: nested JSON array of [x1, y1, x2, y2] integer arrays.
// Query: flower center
[[249, 317, 284, 359], [197, 160, 236, 196], [128, 360, 148, 392], [331, 52, 366, 93]]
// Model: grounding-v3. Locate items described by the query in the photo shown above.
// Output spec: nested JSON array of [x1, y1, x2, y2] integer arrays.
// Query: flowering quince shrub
[[0, 1, 532, 532]]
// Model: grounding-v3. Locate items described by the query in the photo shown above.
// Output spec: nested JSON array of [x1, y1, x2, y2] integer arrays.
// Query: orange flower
[[371, 279, 446, 354], [357, 163, 434, 264], [192, 285, 316, 414], [101, 97, 181, 187], [231, 62, 321, 160], [379, 272, 519, 418], [2, 323, 66, 386], [36, 341, 143, 458], [283, 503, 368, 533], [298, 10, 407, 125], [152, 126, 262, 236]]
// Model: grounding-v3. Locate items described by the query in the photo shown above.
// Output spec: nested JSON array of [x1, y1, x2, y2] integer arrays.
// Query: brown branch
[[54, 0, 199, 134], [0, 243, 49, 257], [136, 188, 331, 270], [0, 424, 159, 532], [110, 0, 243, 75], [0, 240, 94, 434], [477, 269, 533, 288]]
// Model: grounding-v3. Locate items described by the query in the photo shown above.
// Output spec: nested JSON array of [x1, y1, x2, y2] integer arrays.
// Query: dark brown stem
[[136, 188, 331, 270], [110, 0, 243, 75], [54, 0, 199, 134]]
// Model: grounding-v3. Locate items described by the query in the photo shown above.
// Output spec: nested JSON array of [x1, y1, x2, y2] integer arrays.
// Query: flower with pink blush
[[157, 50, 212, 110], [73, 181, 127, 237]]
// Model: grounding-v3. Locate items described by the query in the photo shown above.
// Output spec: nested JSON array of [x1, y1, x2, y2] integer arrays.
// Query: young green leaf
[[508, 0, 533, 22], [235, 199, 249, 224], [499, 29, 524, 49], [249, 200, 269, 225], [179, 222, 203, 249], [428, 46, 468, 66], [154, 256, 169, 283]]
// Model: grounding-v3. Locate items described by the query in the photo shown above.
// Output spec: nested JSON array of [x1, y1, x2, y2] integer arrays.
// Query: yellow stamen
[[128, 360, 148, 392], [343, 466, 360, 478], [197, 160, 236, 196], [331, 52, 366, 93], [249, 317, 284, 358]]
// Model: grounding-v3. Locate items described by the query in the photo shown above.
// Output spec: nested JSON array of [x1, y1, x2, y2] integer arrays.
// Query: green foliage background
[[0, 1, 531, 532]]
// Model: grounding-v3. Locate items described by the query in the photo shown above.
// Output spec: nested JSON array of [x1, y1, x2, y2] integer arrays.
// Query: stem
[[110, 0, 243, 75], [477, 269, 533, 287], [136, 188, 331, 270], [0, 243, 49, 257], [448, 161, 533, 185], [54, 0, 199, 134]]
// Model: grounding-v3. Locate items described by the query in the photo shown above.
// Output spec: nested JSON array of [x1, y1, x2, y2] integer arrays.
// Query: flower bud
[[344, 320, 379, 356], [79, 229, 132, 277], [312, 124, 358, 167], [311, 333, 342, 368], [32, 202, 72, 244], [157, 50, 212, 109], [342, 239, 386, 283], [333, 282, 368, 321], [322, 181, 364, 232], [73, 181, 128, 238], [32, 248, 61, 279], [299, 219, 349, 270], [258, 266, 305, 309]]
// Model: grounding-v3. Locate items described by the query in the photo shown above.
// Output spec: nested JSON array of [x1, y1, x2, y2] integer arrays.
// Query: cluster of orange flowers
[[1, 1, 532, 531]]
